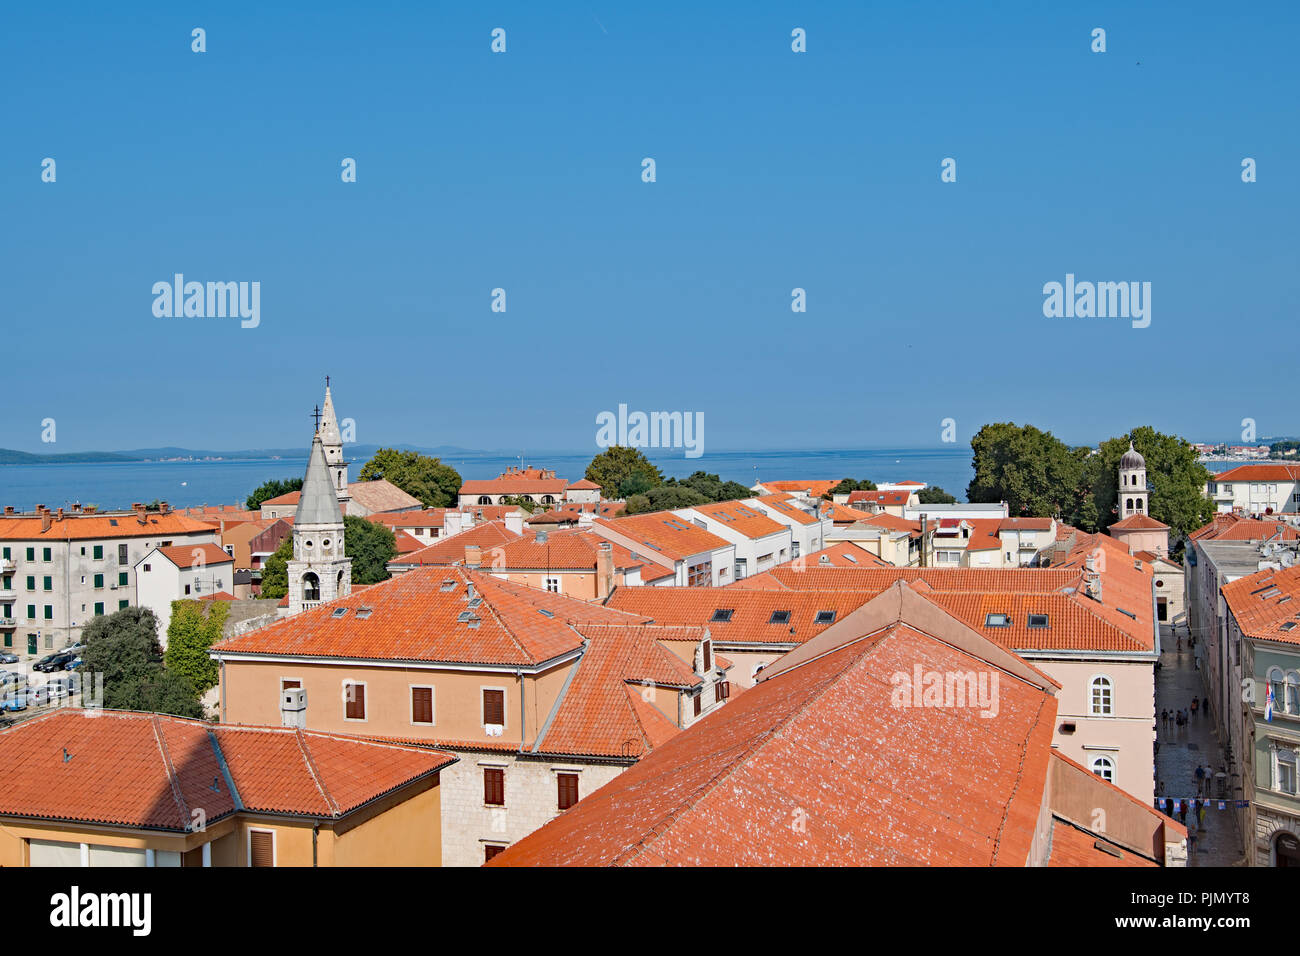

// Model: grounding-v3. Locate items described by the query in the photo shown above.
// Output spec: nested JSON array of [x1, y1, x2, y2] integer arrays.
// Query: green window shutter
[[93, 574, 103, 588], [25, 576, 35, 590], [93, 603, 103, 616], [93, 545, 103, 560], [44, 606, 53, 620], [1, 547, 9, 559], [26, 605, 35, 619], [118, 599, 129, 610], [25, 548, 34, 561], [42, 548, 51, 562], [118, 572, 128, 586], [42, 576, 52, 591]]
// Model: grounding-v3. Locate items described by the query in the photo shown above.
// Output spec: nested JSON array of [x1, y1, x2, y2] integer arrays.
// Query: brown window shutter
[[483, 689, 504, 726], [719, 681, 730, 701], [557, 773, 579, 810], [412, 687, 433, 724], [249, 830, 273, 867], [702, 641, 711, 671], [346, 683, 365, 720], [484, 768, 505, 806], [693, 693, 701, 717], [281, 679, 300, 690], [484, 844, 505, 862]]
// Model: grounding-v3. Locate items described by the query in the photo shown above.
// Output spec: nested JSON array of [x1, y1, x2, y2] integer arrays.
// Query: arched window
[[478, 496, 492, 505], [302, 572, 320, 602], [540, 495, 554, 504], [337, 569, 346, 590], [1288, 672, 1300, 715], [1126, 498, 1133, 511], [521, 495, 535, 504], [1137, 499, 1144, 512], [1089, 755, 1115, 783], [1277, 748, 1298, 795], [1089, 675, 1114, 716]]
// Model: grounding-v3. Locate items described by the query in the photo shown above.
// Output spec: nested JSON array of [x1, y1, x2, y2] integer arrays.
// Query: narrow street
[[1155, 624, 1246, 866]]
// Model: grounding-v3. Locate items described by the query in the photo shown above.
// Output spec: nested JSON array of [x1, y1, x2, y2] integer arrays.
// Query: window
[[985, 613, 1010, 627], [710, 608, 734, 623], [735, 558, 748, 579], [118, 572, 128, 586], [1288, 673, 1300, 715], [42, 576, 51, 591], [1269, 668, 1285, 712], [815, 610, 836, 625], [702, 640, 712, 671], [693, 693, 702, 717], [1089, 676, 1114, 716], [118, 600, 129, 610], [25, 548, 34, 562], [483, 689, 505, 727], [545, 577, 560, 593], [25, 576, 35, 591], [42, 547, 51, 562], [484, 768, 505, 806], [1278, 749, 1298, 795], [411, 686, 434, 725], [769, 610, 791, 625], [248, 829, 275, 867], [1027, 614, 1049, 628], [344, 681, 366, 720], [26, 605, 35, 620], [717, 681, 730, 702], [142, 564, 151, 572], [281, 679, 301, 690], [92, 603, 103, 616], [687, 560, 712, 587], [93, 545, 103, 560], [484, 844, 505, 862], [118, 544, 128, 566], [557, 772, 579, 810], [1089, 755, 1115, 783], [93, 574, 103, 589]]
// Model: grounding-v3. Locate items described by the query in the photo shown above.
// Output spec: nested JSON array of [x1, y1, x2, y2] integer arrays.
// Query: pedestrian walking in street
[[1198, 799, 1208, 831], [1195, 764, 1205, 795], [1191, 698, 1199, 718], [1178, 800, 1187, 826], [1161, 708, 1168, 731]]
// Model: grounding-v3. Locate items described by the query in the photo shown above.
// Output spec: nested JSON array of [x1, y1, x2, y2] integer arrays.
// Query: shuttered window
[[693, 693, 702, 717], [483, 689, 505, 726], [344, 682, 365, 720], [557, 773, 579, 810], [484, 768, 505, 806], [484, 844, 505, 862], [249, 830, 274, 867], [412, 686, 434, 724], [281, 679, 300, 690], [717, 681, 730, 701], [702, 641, 712, 671]]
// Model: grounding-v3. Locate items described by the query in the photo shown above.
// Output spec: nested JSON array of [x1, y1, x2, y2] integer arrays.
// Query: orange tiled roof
[[846, 490, 912, 507], [1000, 517, 1053, 531], [1110, 514, 1169, 531], [213, 568, 645, 667], [567, 479, 601, 490], [687, 501, 786, 539], [1047, 820, 1157, 867], [752, 493, 822, 526], [820, 501, 879, 524], [490, 585, 1059, 866], [393, 530, 426, 554], [0, 710, 453, 830], [155, 543, 234, 567], [1221, 565, 1300, 645], [0, 512, 218, 542], [593, 513, 729, 561], [1212, 464, 1300, 483], [393, 521, 522, 567], [758, 480, 844, 497], [535, 624, 704, 759], [459, 478, 570, 495], [199, 590, 236, 602], [1190, 513, 1300, 542]]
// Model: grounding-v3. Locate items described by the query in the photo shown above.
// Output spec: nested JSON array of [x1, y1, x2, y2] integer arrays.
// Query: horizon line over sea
[[0, 447, 1241, 514]]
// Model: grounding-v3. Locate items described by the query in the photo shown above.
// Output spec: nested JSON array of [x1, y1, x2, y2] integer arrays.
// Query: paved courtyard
[[1155, 625, 1246, 866]]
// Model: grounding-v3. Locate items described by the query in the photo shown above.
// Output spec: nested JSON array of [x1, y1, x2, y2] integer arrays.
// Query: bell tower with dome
[[1118, 441, 1149, 519]]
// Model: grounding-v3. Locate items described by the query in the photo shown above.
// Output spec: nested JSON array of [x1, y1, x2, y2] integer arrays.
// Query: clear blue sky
[[3, 1, 1296, 455]]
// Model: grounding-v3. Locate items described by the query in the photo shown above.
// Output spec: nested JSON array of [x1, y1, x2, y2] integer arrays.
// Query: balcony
[[0, 587, 16, 603], [0, 616, 14, 629], [0, 558, 15, 573]]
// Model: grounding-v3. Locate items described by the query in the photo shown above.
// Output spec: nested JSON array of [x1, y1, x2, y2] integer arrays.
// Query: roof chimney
[[3, 506, 13, 516], [504, 511, 524, 536], [56, 508, 64, 522], [537, 530, 548, 545], [41, 511, 52, 533], [135, 502, 148, 525], [465, 545, 482, 569], [595, 541, 614, 598]]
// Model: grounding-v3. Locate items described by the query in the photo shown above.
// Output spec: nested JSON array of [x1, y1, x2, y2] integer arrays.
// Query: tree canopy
[[165, 600, 228, 695], [917, 486, 957, 505], [246, 477, 304, 511], [826, 478, 877, 498], [966, 423, 1086, 518], [79, 607, 204, 718], [358, 448, 461, 508], [259, 536, 294, 599], [585, 446, 664, 499], [1080, 426, 1215, 538], [344, 515, 397, 585]]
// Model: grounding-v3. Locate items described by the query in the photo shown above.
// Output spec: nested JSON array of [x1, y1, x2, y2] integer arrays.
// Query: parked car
[[34, 652, 75, 673], [63, 657, 82, 671], [47, 675, 79, 695], [0, 695, 29, 712], [0, 652, 18, 664], [25, 686, 49, 706], [0, 672, 18, 690], [43, 683, 70, 702]]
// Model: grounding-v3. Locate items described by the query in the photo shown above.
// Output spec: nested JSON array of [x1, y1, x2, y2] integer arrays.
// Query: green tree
[[78, 607, 203, 717], [826, 478, 877, 498], [586, 446, 663, 499], [359, 449, 462, 508], [1080, 427, 1215, 539], [344, 515, 397, 585], [165, 600, 228, 695], [966, 423, 1084, 517], [259, 535, 294, 599], [499, 495, 538, 514], [617, 472, 656, 498], [667, 472, 754, 503], [246, 477, 304, 511], [917, 486, 957, 505]]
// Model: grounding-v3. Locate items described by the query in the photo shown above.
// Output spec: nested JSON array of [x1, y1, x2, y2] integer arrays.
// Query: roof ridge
[[294, 727, 342, 817], [989, 694, 1050, 865], [148, 715, 192, 830]]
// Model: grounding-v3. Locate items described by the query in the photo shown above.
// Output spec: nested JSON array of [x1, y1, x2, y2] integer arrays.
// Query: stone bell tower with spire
[[1118, 440, 1149, 519], [286, 430, 352, 615], [318, 376, 351, 513]]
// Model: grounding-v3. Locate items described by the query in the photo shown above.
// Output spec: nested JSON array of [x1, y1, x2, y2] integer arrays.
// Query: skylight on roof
[[1027, 614, 1049, 629], [440, 580, 457, 592], [537, 609, 554, 618], [331, 607, 349, 618], [1282, 622, 1298, 632], [355, 607, 372, 619], [985, 613, 1011, 628], [843, 553, 857, 563], [711, 609, 734, 622], [769, 610, 791, 625], [815, 610, 836, 625]]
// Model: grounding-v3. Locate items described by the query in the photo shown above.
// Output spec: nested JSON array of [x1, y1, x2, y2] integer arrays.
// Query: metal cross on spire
[[311, 404, 322, 431]]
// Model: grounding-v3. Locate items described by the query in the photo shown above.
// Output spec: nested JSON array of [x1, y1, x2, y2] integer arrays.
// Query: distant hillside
[[0, 443, 494, 465], [0, 448, 134, 464]]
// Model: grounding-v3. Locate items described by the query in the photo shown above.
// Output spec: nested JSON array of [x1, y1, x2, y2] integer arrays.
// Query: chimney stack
[[465, 545, 482, 569], [504, 511, 525, 536], [41, 511, 52, 533], [3, 506, 13, 516], [595, 541, 614, 598], [56, 508, 63, 522], [135, 502, 148, 525], [537, 530, 548, 545]]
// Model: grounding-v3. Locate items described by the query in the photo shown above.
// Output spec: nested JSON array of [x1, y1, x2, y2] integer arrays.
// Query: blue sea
[[0, 448, 979, 512]]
